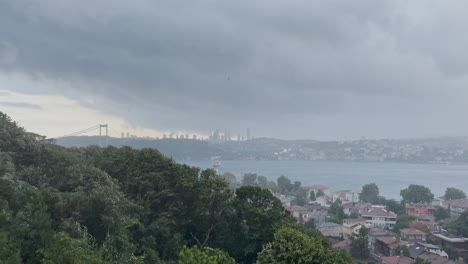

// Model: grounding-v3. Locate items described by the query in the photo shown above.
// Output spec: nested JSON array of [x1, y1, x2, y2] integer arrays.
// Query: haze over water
[[181, 160, 468, 200]]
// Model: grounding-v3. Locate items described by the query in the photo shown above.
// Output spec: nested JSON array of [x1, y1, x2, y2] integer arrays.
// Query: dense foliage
[[359, 183, 379, 204], [350, 227, 369, 260], [0, 112, 351, 264], [444, 187, 466, 200], [256, 227, 352, 264], [400, 184, 434, 203]]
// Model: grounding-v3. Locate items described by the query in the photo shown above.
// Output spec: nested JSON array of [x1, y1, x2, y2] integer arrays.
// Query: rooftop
[[446, 198, 468, 209], [369, 228, 395, 237], [400, 228, 426, 236], [419, 252, 457, 264], [318, 222, 341, 228], [409, 244, 427, 259], [361, 205, 397, 217], [406, 202, 435, 209], [377, 237, 398, 245], [381, 256, 414, 264]]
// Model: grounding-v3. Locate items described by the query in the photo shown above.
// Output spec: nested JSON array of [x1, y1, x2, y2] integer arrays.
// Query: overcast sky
[[1, 0, 468, 140]]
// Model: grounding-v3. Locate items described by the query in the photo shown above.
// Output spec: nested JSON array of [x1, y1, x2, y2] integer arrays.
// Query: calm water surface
[[179, 160, 468, 200]]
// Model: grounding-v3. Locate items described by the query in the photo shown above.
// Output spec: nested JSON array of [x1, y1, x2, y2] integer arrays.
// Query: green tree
[[0, 230, 21, 264], [434, 207, 450, 221], [178, 247, 216, 264], [384, 199, 405, 215], [256, 227, 352, 264], [267, 181, 280, 193], [304, 219, 316, 230], [316, 190, 325, 198], [203, 247, 235, 264], [359, 183, 379, 204], [221, 172, 237, 188], [224, 186, 294, 263], [309, 190, 316, 201], [294, 188, 309, 206], [328, 200, 346, 224], [400, 185, 434, 203], [444, 187, 466, 200], [277, 175, 292, 194], [393, 215, 416, 233], [350, 227, 369, 259], [293, 181, 302, 192], [41, 221, 108, 264], [414, 258, 431, 264], [242, 173, 257, 186], [257, 175, 269, 189], [454, 211, 468, 237]]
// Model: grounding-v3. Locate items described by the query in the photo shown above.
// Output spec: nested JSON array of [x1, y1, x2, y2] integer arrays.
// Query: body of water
[[179, 160, 468, 200]]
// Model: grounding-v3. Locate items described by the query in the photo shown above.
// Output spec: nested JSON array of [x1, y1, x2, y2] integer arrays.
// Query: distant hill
[[56, 136, 468, 163]]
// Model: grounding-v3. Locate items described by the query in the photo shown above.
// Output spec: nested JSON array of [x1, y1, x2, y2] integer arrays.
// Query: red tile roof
[[400, 228, 426, 236], [381, 256, 414, 264], [361, 206, 397, 217], [377, 237, 398, 245]]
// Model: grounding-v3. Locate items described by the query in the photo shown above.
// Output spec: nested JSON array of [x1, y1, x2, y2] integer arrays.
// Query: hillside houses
[[332, 190, 359, 203], [361, 205, 397, 228], [405, 202, 435, 221], [272, 182, 468, 263]]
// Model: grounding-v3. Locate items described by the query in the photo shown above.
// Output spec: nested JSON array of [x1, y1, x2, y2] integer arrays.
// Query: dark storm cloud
[[0, 101, 42, 110], [1, 0, 468, 139]]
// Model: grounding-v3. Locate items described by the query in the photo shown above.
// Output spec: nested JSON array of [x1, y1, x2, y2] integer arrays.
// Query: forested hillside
[[0, 112, 351, 264]]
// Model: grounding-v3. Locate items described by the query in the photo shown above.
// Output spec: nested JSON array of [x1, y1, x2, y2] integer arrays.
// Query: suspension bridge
[[54, 124, 119, 147]]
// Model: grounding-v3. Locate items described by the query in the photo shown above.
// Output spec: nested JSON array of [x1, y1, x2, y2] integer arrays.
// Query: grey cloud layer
[[0, 101, 42, 110], [1, 0, 468, 139]]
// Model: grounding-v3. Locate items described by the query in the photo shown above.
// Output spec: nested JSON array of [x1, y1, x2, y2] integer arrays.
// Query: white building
[[360, 205, 397, 228], [332, 190, 359, 203], [305, 184, 331, 198]]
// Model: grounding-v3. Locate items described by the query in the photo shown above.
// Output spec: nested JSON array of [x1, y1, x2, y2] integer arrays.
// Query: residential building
[[318, 222, 342, 238], [332, 190, 359, 203], [375, 237, 409, 256], [409, 243, 448, 259], [418, 252, 457, 264], [274, 193, 293, 207], [360, 205, 397, 228], [380, 256, 414, 264], [285, 205, 310, 222], [368, 228, 396, 254], [443, 198, 468, 217], [342, 218, 371, 239], [307, 211, 328, 226], [405, 203, 435, 221], [305, 184, 331, 198], [433, 232, 468, 258], [342, 202, 371, 216], [400, 228, 427, 243]]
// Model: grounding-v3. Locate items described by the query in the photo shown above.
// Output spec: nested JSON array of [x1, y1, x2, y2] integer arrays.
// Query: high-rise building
[[246, 128, 251, 140], [126, 132, 130, 138], [163, 134, 167, 139], [121, 132, 124, 138], [193, 134, 197, 140]]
